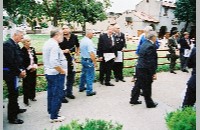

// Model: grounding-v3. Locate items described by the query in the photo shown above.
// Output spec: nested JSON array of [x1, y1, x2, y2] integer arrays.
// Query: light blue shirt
[[80, 36, 96, 58], [42, 38, 67, 75]]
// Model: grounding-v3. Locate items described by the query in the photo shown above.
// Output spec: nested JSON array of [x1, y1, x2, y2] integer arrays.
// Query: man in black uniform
[[98, 25, 117, 86], [112, 24, 126, 82], [167, 30, 179, 74], [3, 29, 27, 124], [59, 25, 79, 100], [130, 31, 158, 108]]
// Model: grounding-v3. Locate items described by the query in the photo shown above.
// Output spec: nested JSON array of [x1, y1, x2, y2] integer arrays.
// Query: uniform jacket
[[137, 40, 158, 75], [21, 47, 38, 70], [97, 33, 117, 58], [168, 36, 178, 54], [113, 32, 126, 51], [3, 38, 24, 76]]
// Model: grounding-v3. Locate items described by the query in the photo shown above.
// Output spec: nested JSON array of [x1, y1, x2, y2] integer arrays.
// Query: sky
[[106, 0, 143, 13]]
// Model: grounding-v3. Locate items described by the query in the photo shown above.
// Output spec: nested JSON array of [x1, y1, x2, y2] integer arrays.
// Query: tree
[[3, 0, 43, 30], [62, 0, 109, 35], [174, 0, 196, 31]]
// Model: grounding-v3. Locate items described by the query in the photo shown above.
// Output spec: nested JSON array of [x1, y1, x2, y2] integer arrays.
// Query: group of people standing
[[3, 24, 196, 124]]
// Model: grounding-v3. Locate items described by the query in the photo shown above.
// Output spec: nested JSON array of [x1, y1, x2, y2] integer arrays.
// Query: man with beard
[[59, 25, 79, 101]]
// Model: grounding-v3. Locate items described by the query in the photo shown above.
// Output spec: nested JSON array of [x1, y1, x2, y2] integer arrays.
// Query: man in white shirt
[[42, 28, 67, 122]]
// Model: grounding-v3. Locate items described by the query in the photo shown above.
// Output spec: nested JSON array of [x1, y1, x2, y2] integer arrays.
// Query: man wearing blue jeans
[[79, 30, 97, 96], [43, 28, 68, 122]]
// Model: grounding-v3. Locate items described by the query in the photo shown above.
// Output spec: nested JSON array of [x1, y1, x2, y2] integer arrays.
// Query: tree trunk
[[53, 16, 58, 27], [184, 21, 189, 32], [82, 22, 86, 36]]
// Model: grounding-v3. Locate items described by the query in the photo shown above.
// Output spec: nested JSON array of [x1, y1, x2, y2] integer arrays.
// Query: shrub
[[56, 119, 123, 130], [165, 107, 196, 130]]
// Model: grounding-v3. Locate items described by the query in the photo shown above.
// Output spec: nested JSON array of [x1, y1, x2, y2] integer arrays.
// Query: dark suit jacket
[[137, 40, 158, 75], [114, 32, 126, 51], [97, 33, 117, 58], [187, 47, 196, 75], [3, 38, 24, 76], [179, 38, 191, 53], [21, 47, 38, 70]]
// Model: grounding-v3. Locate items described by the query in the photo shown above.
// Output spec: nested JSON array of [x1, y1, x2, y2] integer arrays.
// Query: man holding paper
[[112, 24, 126, 82], [97, 25, 117, 86]]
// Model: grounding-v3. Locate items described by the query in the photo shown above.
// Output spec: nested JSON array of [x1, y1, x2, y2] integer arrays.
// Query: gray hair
[[10, 28, 24, 37], [143, 26, 153, 32], [146, 31, 157, 40], [85, 29, 94, 35], [50, 28, 61, 38]]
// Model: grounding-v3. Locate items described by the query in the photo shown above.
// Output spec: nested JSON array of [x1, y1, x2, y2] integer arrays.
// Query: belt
[[82, 58, 91, 60], [3, 68, 10, 71]]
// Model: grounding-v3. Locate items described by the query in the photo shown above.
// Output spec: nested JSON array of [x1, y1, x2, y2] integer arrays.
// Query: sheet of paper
[[114, 51, 123, 62], [184, 49, 191, 57], [103, 53, 115, 62]]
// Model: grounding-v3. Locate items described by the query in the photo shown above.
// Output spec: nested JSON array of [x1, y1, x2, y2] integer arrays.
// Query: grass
[[3, 34, 180, 98]]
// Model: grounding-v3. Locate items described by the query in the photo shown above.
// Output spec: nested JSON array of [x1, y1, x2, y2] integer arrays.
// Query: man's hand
[[98, 57, 103, 61], [153, 74, 157, 80], [63, 49, 70, 53]]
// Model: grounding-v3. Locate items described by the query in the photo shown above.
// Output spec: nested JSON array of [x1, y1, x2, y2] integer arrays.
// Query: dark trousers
[[113, 62, 123, 80], [169, 53, 179, 71], [99, 59, 114, 83], [3, 70, 20, 120], [22, 70, 37, 104], [182, 74, 196, 107], [65, 71, 75, 96], [180, 52, 188, 70], [130, 68, 154, 106]]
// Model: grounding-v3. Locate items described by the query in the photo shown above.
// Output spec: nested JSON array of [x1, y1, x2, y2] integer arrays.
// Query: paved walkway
[[3, 70, 191, 130]]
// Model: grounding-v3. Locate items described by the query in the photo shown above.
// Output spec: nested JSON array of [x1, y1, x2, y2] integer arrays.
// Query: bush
[[56, 119, 123, 130], [165, 107, 196, 130]]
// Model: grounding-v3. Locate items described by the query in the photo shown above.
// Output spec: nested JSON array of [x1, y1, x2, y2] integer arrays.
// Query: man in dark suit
[[59, 25, 79, 101], [97, 25, 117, 86], [112, 24, 126, 82], [3, 29, 27, 124], [182, 46, 196, 107], [130, 31, 158, 108], [179, 32, 191, 72]]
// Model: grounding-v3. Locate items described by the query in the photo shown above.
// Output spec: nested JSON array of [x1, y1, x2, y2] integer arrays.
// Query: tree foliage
[[174, 0, 196, 30], [3, 0, 111, 30]]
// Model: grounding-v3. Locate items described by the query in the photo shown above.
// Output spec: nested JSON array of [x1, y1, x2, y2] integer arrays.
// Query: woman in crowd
[[21, 35, 38, 106]]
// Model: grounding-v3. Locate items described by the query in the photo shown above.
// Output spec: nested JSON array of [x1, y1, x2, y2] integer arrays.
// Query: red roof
[[161, 1, 176, 8], [133, 11, 159, 23]]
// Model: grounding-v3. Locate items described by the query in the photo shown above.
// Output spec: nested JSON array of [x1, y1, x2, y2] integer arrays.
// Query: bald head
[[113, 24, 121, 33], [86, 29, 94, 39]]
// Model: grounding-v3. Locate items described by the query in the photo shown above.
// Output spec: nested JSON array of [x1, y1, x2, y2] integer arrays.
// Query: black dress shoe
[[170, 71, 177, 74], [62, 98, 69, 103], [9, 119, 24, 124], [115, 79, 119, 82], [17, 109, 27, 114], [182, 69, 189, 73], [87, 91, 96, 96], [105, 83, 115, 86], [30, 98, 37, 101], [147, 102, 158, 108], [79, 87, 86, 92], [120, 79, 126, 82], [100, 81, 104, 85], [129, 100, 142, 105], [66, 95, 75, 99]]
